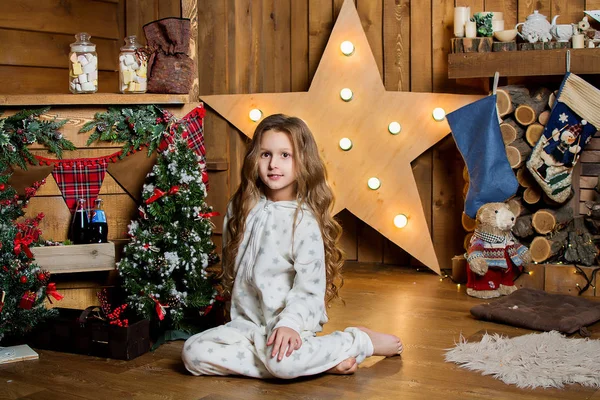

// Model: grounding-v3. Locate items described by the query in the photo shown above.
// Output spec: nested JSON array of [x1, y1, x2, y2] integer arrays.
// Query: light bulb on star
[[340, 88, 353, 102], [367, 177, 381, 190], [394, 214, 408, 228], [339, 137, 353, 151], [340, 40, 355, 56], [388, 121, 401, 135], [432, 108, 446, 121], [249, 109, 262, 122]]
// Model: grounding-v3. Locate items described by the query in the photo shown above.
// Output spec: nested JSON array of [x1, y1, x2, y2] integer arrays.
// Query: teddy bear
[[466, 202, 532, 299]]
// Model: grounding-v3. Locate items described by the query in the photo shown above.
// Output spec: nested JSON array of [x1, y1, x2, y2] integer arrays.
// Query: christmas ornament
[[19, 291, 36, 310], [19, 275, 28, 284]]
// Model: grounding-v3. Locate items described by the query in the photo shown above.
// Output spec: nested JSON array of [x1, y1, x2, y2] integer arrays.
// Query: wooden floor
[[2, 263, 600, 400]]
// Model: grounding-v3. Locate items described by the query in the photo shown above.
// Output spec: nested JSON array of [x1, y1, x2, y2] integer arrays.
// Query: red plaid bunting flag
[[181, 105, 207, 163], [51, 158, 109, 213]]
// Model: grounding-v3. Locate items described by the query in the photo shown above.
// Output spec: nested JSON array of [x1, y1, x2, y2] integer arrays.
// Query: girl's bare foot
[[358, 327, 403, 356], [326, 357, 358, 375]]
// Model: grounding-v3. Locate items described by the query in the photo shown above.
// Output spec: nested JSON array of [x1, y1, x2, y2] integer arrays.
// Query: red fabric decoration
[[19, 291, 36, 310], [14, 232, 33, 258], [46, 283, 64, 304], [51, 157, 109, 213], [149, 295, 168, 320]]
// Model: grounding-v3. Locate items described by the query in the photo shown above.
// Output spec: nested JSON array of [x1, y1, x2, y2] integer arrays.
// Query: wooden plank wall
[[196, 0, 600, 271], [0, 0, 182, 94], [0, 0, 124, 94], [1, 0, 598, 271]]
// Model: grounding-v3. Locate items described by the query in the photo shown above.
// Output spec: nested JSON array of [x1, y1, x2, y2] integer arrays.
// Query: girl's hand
[[267, 327, 302, 361]]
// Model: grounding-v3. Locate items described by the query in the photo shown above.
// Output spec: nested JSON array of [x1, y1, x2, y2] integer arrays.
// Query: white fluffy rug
[[445, 331, 600, 389]]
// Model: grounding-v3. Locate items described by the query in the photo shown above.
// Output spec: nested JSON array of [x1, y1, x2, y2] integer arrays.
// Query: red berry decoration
[[37, 272, 46, 281], [20, 275, 28, 284], [128, 123, 135, 129], [0, 183, 5, 190]]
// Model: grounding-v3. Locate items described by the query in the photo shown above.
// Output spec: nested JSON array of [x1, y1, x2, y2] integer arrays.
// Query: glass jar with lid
[[119, 35, 147, 93], [69, 33, 98, 94]]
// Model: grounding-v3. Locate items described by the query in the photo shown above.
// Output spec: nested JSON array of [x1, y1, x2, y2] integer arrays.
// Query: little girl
[[182, 114, 402, 379]]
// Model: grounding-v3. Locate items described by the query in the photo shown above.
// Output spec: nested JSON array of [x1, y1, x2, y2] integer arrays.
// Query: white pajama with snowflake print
[[182, 196, 373, 379]]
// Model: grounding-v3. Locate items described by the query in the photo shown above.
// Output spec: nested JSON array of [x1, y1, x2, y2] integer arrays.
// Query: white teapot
[[515, 10, 553, 43]]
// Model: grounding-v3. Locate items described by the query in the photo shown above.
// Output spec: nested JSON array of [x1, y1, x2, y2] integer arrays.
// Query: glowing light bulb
[[249, 109, 262, 122], [393, 214, 408, 228], [528, 271, 533, 276], [367, 177, 381, 190], [340, 41, 355, 56], [340, 88, 353, 102], [388, 121, 401, 135], [432, 107, 446, 121], [339, 137, 353, 151]]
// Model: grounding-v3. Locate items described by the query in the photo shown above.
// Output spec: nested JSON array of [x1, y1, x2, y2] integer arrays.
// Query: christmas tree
[[117, 131, 217, 330], [0, 174, 57, 343], [0, 108, 73, 343]]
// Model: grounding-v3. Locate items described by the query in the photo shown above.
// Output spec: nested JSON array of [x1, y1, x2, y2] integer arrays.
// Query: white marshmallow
[[82, 61, 96, 74], [81, 82, 95, 91], [78, 74, 88, 83], [76, 83, 82, 92], [124, 54, 135, 66], [77, 55, 89, 66], [88, 70, 98, 81]]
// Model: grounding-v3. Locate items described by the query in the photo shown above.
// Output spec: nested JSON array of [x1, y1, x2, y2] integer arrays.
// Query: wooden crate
[[544, 263, 596, 297], [515, 263, 545, 290], [31, 242, 116, 274]]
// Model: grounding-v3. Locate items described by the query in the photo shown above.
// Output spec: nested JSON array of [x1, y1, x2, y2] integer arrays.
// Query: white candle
[[454, 7, 469, 37], [465, 21, 477, 38], [572, 34, 585, 49]]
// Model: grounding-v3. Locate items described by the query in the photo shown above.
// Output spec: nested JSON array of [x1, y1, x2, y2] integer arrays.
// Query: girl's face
[[258, 129, 297, 201]]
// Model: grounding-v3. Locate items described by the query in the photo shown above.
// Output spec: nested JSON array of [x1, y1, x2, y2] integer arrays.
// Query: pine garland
[[116, 130, 217, 330], [0, 107, 75, 171], [80, 105, 172, 159]]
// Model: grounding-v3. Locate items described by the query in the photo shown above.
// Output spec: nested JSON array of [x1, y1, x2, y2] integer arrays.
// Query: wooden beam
[[448, 49, 600, 78]]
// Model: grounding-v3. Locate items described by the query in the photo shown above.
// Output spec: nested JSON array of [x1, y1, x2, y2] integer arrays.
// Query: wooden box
[[31, 308, 150, 361], [31, 242, 116, 274], [544, 264, 596, 297], [515, 263, 545, 290]]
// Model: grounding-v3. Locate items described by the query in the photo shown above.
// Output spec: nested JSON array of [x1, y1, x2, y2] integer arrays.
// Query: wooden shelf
[[0, 93, 193, 106], [31, 242, 116, 274], [448, 48, 600, 79]]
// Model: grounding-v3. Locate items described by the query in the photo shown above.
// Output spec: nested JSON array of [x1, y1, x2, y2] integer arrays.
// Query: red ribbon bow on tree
[[149, 295, 168, 321], [46, 283, 64, 304], [145, 185, 180, 205], [13, 232, 33, 258]]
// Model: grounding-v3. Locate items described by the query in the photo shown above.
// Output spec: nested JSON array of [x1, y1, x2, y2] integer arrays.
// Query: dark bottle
[[89, 198, 108, 243], [70, 198, 89, 244]]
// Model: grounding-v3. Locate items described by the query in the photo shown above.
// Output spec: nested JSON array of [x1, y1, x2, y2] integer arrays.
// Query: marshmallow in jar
[[69, 33, 98, 94], [119, 35, 147, 94]]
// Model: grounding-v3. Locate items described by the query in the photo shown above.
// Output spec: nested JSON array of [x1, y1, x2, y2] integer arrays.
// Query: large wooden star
[[201, 0, 481, 274]]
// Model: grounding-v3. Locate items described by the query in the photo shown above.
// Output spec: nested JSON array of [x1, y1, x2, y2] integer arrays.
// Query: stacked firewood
[[460, 84, 599, 266]]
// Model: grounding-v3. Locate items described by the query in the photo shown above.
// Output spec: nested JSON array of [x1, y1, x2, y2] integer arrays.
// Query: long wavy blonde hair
[[222, 114, 344, 305]]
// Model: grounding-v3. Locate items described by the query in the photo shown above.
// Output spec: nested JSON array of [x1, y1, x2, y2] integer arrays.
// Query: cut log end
[[523, 186, 541, 205], [496, 88, 514, 117], [515, 104, 537, 126], [462, 212, 476, 232], [525, 123, 545, 147], [532, 209, 556, 234], [529, 236, 551, 262], [506, 140, 532, 169]]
